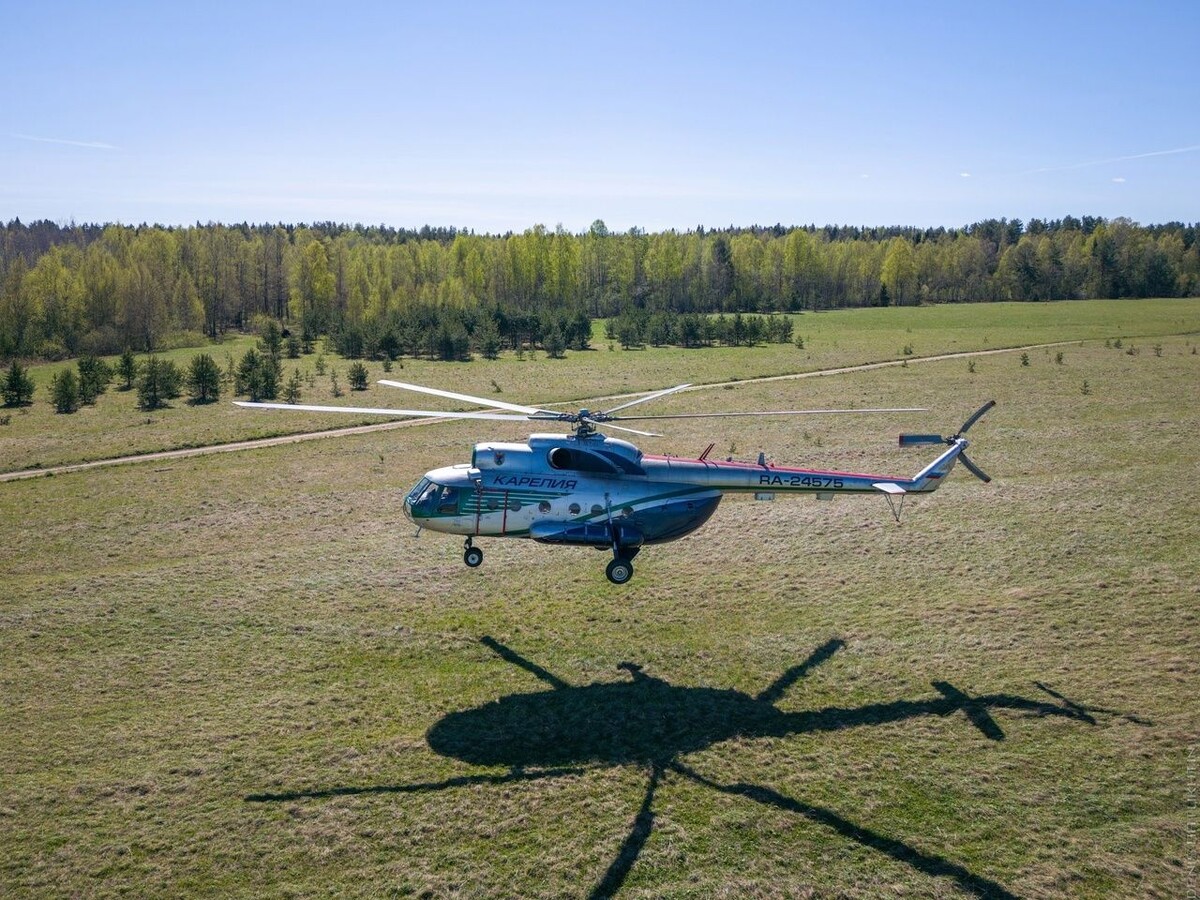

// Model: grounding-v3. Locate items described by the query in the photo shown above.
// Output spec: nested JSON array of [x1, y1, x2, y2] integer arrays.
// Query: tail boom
[[640, 439, 967, 497]]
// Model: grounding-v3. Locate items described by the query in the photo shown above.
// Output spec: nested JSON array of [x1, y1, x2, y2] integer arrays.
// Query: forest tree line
[[1, 216, 1196, 362]]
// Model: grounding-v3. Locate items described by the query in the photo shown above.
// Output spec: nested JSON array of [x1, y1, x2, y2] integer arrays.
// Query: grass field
[[2, 297, 1197, 473], [2, 300, 1198, 897]]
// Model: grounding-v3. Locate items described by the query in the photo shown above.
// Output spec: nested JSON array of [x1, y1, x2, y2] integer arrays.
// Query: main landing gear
[[605, 545, 640, 585], [463, 536, 483, 568]]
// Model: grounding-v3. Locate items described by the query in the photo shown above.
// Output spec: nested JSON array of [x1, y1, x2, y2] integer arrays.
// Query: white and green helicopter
[[238, 382, 993, 584]]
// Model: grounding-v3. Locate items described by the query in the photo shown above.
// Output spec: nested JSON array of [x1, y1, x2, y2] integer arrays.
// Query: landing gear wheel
[[606, 558, 633, 585], [464, 547, 483, 567]]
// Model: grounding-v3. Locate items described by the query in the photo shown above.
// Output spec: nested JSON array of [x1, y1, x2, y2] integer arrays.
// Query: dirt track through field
[[0, 341, 1078, 483]]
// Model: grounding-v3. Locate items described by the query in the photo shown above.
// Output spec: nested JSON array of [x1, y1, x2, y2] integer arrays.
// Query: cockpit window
[[408, 478, 433, 504], [407, 480, 465, 517], [434, 485, 459, 514]]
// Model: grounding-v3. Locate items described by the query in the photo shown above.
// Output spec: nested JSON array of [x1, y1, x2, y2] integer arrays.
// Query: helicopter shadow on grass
[[248, 636, 1143, 899]]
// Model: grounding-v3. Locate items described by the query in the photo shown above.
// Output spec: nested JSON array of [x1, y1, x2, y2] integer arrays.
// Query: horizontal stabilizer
[[899, 433, 946, 446], [872, 482, 907, 495]]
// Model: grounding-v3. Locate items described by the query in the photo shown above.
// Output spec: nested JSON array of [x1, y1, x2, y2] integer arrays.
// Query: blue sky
[[3, 1, 1197, 231]]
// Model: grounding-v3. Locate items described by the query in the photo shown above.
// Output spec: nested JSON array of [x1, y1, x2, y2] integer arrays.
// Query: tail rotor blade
[[898, 433, 946, 447], [958, 451, 992, 483], [956, 400, 996, 437]]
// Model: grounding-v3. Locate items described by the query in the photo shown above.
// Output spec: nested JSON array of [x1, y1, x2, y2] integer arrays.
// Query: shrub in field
[[187, 353, 222, 404], [348, 362, 369, 391], [51, 369, 80, 413], [3, 361, 35, 407], [137, 357, 182, 410]]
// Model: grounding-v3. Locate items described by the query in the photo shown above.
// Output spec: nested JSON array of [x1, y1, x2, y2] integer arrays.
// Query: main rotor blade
[[234, 401, 535, 422], [611, 407, 928, 422], [377, 379, 550, 415], [595, 421, 663, 437], [601, 383, 692, 415]]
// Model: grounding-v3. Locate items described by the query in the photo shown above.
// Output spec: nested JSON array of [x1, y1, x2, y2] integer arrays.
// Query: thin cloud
[[1112, 177, 1126, 183], [959, 172, 971, 178], [1020, 143, 1200, 175], [13, 133, 117, 150]]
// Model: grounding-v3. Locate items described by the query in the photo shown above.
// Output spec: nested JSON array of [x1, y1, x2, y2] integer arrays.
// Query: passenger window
[[508, 499, 521, 511], [538, 501, 551, 513], [591, 504, 604, 515], [568, 503, 581, 515], [486, 497, 499, 511]]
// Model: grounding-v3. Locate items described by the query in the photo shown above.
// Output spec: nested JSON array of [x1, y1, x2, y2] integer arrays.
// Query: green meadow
[[2, 298, 1198, 897], [2, 297, 1196, 474]]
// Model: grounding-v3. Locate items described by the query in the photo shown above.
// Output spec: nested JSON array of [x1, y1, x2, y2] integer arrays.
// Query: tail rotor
[[899, 401, 996, 483]]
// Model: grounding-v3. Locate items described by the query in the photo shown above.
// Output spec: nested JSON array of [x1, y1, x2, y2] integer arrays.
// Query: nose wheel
[[463, 537, 483, 568]]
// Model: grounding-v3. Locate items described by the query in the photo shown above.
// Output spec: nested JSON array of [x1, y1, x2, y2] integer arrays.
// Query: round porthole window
[[591, 504, 604, 515], [568, 503, 581, 515], [538, 501, 551, 513], [486, 497, 499, 511]]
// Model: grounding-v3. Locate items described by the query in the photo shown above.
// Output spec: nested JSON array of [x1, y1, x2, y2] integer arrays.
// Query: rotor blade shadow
[[480, 635, 571, 690], [669, 763, 1015, 900], [932, 681, 1005, 741], [1034, 681, 1151, 726], [244, 766, 586, 803], [757, 638, 845, 704], [775, 683, 1100, 743], [588, 763, 662, 900]]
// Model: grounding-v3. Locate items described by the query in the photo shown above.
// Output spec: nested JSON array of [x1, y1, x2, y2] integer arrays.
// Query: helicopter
[[237, 381, 995, 584]]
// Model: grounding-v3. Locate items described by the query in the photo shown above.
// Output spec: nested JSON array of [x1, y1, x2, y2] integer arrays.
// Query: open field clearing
[[1, 310, 1198, 897], [2, 298, 1196, 473]]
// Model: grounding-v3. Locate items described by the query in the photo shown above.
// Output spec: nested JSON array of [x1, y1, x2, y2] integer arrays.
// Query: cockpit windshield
[[405, 479, 466, 518]]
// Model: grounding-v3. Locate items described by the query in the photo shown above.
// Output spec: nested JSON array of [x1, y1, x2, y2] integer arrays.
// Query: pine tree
[[137, 356, 182, 410], [51, 369, 80, 413], [117, 349, 139, 390], [348, 361, 369, 390], [3, 361, 35, 407], [186, 353, 221, 403], [77, 355, 112, 405], [259, 319, 283, 361], [543, 324, 566, 359], [284, 368, 303, 403]]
